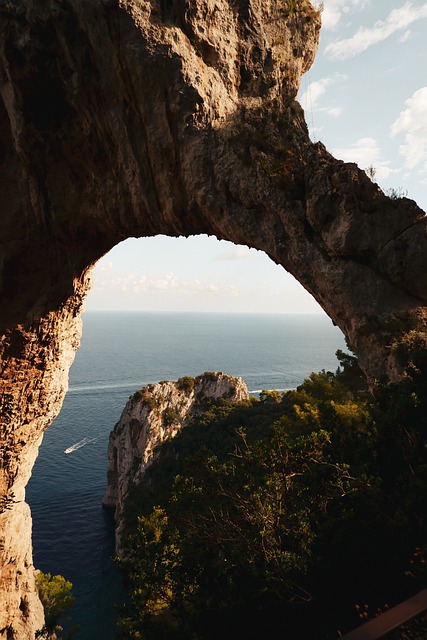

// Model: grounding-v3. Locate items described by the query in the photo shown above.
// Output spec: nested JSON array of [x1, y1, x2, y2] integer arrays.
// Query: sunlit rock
[[103, 372, 249, 552], [0, 0, 426, 634]]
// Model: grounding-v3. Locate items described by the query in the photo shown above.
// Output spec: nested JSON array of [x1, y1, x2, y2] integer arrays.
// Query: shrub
[[162, 407, 180, 427], [119, 350, 427, 639], [177, 376, 195, 393], [35, 571, 75, 639], [386, 186, 408, 200], [201, 372, 221, 382]]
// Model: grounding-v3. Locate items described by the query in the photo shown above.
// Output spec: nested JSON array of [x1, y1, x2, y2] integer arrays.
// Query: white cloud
[[301, 77, 334, 110], [321, 0, 372, 30], [96, 260, 113, 273], [400, 29, 412, 42], [390, 87, 427, 170], [216, 245, 254, 261], [325, 2, 427, 59], [321, 0, 341, 29], [300, 74, 346, 112], [91, 268, 242, 299], [332, 137, 397, 179], [324, 106, 343, 117]]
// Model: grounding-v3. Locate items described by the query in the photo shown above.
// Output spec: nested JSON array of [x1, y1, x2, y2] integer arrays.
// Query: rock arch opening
[[86, 235, 326, 314], [1, 1, 426, 636], [26, 234, 347, 634]]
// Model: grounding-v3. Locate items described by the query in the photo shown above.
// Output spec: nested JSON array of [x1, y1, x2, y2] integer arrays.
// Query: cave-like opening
[[1, 2, 426, 637], [26, 234, 346, 638]]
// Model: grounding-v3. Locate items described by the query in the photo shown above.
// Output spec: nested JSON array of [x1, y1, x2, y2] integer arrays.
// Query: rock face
[[0, 275, 90, 638], [103, 372, 249, 551], [0, 0, 426, 636]]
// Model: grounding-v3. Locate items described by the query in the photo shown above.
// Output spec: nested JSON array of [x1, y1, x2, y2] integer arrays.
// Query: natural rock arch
[[0, 1, 426, 636]]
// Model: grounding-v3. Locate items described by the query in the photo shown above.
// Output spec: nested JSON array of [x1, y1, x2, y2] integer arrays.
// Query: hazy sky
[[87, 0, 427, 314]]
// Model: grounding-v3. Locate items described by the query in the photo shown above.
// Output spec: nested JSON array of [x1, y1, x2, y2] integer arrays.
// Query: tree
[[119, 353, 427, 639], [35, 571, 75, 639], [119, 383, 366, 638]]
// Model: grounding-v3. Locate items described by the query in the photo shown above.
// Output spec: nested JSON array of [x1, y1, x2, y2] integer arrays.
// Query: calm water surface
[[27, 312, 346, 639]]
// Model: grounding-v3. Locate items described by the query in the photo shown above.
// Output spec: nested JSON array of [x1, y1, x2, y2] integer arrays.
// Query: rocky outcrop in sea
[[103, 372, 249, 552], [1, 0, 427, 633]]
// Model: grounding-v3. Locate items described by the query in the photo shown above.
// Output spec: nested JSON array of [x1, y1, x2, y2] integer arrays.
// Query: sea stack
[[1, 0, 427, 635], [103, 372, 249, 551]]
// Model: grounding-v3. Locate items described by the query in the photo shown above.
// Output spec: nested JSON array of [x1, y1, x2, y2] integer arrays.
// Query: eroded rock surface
[[0, 0, 426, 635], [0, 274, 90, 638], [103, 372, 249, 551]]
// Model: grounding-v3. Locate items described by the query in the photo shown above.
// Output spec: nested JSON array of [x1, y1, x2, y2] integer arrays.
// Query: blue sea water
[[26, 312, 346, 639]]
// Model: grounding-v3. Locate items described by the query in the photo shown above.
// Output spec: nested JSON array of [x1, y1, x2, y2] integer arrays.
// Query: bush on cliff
[[35, 571, 75, 639], [118, 350, 427, 639]]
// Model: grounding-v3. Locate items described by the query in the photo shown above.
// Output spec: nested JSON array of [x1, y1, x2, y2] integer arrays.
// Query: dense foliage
[[118, 346, 427, 639], [35, 571, 75, 639]]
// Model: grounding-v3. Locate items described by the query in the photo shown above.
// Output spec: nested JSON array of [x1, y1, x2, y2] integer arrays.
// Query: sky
[[87, 0, 427, 314]]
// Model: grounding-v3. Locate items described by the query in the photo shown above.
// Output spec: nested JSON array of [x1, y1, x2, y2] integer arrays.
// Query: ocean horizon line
[[83, 309, 328, 316]]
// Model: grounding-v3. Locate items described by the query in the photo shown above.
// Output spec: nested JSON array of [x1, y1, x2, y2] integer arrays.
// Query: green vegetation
[[198, 371, 221, 382], [283, 0, 300, 12], [132, 389, 157, 411], [280, 0, 323, 18], [118, 349, 427, 639], [35, 571, 76, 639], [176, 376, 195, 392], [162, 407, 180, 427]]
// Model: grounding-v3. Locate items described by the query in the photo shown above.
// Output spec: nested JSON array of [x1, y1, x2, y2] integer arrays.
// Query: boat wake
[[64, 437, 97, 455], [68, 381, 144, 394]]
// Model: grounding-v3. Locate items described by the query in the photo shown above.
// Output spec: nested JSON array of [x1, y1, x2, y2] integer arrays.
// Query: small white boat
[[64, 437, 95, 454]]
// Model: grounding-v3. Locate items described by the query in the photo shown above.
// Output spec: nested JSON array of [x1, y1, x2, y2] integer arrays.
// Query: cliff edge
[[103, 372, 249, 551], [0, 0, 426, 635]]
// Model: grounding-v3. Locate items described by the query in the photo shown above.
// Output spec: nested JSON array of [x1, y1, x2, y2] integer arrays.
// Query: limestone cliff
[[0, 0, 425, 381], [0, 274, 90, 638], [0, 0, 426, 636], [103, 372, 249, 551]]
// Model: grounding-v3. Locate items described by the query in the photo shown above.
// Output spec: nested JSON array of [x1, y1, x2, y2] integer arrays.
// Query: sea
[[26, 311, 347, 639]]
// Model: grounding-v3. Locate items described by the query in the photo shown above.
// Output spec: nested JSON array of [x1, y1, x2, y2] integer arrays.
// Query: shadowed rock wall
[[0, 0, 426, 636]]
